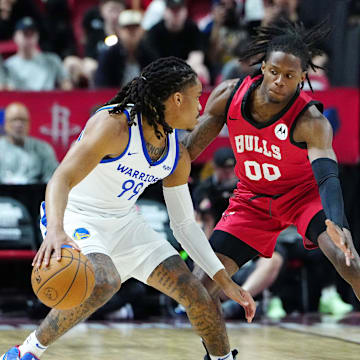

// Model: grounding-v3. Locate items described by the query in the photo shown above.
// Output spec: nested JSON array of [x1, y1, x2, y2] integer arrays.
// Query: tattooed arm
[[183, 79, 238, 161], [163, 144, 256, 321]]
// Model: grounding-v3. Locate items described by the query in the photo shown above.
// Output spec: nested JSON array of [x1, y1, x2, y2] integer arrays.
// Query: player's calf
[[1, 253, 121, 359]]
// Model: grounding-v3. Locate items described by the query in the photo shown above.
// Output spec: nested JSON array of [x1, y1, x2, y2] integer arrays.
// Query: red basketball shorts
[[215, 180, 323, 258]]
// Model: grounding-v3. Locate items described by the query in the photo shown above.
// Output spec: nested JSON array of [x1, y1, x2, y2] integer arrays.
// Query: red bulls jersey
[[226, 75, 323, 195]]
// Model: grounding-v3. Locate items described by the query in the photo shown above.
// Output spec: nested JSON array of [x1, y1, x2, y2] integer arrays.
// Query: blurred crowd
[[0, 0, 359, 91]]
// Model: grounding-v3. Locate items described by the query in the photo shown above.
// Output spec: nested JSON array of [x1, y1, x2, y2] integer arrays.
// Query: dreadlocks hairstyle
[[104, 56, 197, 139], [239, 19, 331, 91]]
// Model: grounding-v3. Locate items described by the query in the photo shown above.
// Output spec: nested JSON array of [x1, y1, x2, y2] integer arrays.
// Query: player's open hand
[[222, 282, 256, 323], [32, 229, 80, 268], [325, 219, 354, 266]]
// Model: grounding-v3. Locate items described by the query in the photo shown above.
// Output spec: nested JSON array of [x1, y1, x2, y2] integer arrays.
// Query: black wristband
[[311, 158, 344, 228]]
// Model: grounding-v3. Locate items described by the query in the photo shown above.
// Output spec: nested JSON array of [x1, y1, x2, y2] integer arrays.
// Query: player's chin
[[268, 94, 283, 104]]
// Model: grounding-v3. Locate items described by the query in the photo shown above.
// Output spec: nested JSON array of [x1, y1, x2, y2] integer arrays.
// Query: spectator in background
[[4, 17, 72, 90], [193, 147, 237, 238], [202, 0, 248, 84], [64, 0, 126, 88], [262, 0, 299, 27], [0, 55, 7, 90], [0, 0, 50, 50], [143, 0, 210, 84], [95, 10, 156, 88], [43, 0, 77, 60], [221, 38, 260, 82], [83, 0, 126, 60], [0, 102, 58, 184]]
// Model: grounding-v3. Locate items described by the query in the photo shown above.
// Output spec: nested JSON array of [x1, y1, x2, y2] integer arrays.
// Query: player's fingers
[[32, 249, 41, 267], [43, 246, 53, 267], [246, 302, 256, 323], [345, 253, 350, 267], [68, 240, 81, 251], [35, 246, 46, 268], [54, 243, 62, 261]]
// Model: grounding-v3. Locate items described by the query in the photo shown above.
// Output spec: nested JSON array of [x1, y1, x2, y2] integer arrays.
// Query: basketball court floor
[[1, 314, 359, 359]]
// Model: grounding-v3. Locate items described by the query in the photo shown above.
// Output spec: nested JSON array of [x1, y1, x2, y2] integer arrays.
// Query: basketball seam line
[[53, 250, 82, 308], [81, 260, 89, 304], [34, 250, 74, 296]]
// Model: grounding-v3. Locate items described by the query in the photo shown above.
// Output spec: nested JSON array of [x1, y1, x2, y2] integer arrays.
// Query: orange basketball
[[31, 247, 95, 310]]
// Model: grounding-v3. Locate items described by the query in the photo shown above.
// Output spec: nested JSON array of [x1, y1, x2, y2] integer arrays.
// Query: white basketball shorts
[[40, 202, 178, 284]]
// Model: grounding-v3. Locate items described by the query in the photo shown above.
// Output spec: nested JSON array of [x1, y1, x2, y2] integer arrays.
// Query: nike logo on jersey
[[128, 152, 138, 156], [228, 116, 238, 121], [234, 134, 281, 160], [36, 343, 46, 350]]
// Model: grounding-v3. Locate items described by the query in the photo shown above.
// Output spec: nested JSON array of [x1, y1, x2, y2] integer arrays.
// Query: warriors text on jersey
[[67, 106, 179, 216], [226, 75, 323, 195]]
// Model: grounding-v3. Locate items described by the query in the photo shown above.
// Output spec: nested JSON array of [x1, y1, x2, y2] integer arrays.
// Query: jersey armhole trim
[[169, 129, 180, 176], [100, 109, 132, 163], [224, 77, 245, 122], [290, 100, 324, 149]]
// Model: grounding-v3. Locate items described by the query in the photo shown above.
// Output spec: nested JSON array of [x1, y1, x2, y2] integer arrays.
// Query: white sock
[[209, 352, 234, 360], [18, 331, 47, 358]]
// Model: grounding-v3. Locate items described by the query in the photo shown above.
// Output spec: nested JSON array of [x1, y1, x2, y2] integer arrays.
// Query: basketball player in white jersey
[[1, 57, 255, 360]]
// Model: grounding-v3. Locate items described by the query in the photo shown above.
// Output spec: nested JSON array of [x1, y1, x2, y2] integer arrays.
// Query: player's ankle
[[18, 331, 47, 358], [209, 351, 234, 360]]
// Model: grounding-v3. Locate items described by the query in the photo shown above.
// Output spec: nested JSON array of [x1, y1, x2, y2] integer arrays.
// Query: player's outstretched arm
[[294, 105, 354, 266], [183, 79, 237, 161], [163, 144, 256, 322], [34, 112, 129, 268]]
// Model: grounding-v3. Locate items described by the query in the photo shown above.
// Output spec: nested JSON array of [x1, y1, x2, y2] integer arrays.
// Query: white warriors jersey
[[67, 105, 180, 216]]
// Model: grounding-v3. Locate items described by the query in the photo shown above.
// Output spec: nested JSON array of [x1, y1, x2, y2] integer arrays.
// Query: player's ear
[[301, 71, 307, 83], [261, 61, 266, 74], [173, 92, 183, 107]]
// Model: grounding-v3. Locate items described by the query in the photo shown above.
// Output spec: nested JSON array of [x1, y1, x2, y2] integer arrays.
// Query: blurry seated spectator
[[0, 102, 58, 184], [221, 38, 260, 82], [43, 0, 77, 60], [0, 0, 50, 51], [262, 0, 299, 27], [193, 147, 237, 238], [201, 0, 248, 82], [4, 17, 72, 90], [0, 55, 7, 90], [143, 0, 210, 84], [95, 10, 156, 87], [65, 0, 126, 88], [83, 0, 126, 60]]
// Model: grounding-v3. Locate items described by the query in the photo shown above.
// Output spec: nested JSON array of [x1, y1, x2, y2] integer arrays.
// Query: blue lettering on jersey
[[116, 163, 159, 183]]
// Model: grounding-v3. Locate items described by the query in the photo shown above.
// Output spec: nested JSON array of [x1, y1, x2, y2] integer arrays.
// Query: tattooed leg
[[36, 253, 121, 346], [147, 255, 229, 357]]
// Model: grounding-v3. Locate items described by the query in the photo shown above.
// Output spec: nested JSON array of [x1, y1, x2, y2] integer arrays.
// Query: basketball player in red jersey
[[185, 20, 360, 336]]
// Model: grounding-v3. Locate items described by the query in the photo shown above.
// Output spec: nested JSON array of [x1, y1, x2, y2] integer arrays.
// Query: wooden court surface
[[1, 321, 359, 360]]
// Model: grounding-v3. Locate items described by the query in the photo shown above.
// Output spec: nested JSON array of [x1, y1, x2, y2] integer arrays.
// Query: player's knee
[[92, 273, 121, 301], [180, 275, 214, 310]]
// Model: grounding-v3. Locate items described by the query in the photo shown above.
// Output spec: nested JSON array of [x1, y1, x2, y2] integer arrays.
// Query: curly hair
[[239, 20, 331, 91], [103, 56, 197, 138]]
